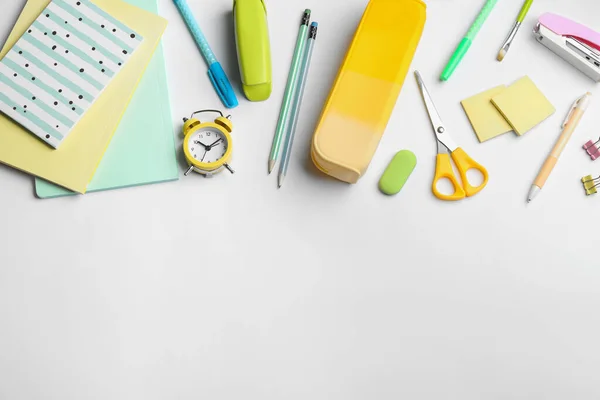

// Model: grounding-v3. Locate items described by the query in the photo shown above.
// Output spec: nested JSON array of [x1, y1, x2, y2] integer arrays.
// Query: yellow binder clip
[[582, 175, 600, 195]]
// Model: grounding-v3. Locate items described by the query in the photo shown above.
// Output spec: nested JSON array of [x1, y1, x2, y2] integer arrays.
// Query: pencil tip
[[278, 174, 285, 188], [268, 160, 275, 174]]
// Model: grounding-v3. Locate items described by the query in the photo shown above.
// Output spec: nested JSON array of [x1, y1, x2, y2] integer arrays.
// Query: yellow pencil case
[[311, 0, 426, 183]]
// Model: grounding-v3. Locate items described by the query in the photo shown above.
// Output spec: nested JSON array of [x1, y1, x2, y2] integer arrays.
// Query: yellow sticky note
[[0, 0, 167, 193], [491, 76, 555, 136], [461, 85, 513, 142]]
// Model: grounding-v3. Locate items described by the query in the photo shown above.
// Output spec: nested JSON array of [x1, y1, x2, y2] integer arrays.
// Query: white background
[[1, 0, 600, 398]]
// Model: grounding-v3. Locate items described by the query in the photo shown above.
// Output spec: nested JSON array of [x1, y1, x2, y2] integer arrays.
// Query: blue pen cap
[[208, 62, 239, 109]]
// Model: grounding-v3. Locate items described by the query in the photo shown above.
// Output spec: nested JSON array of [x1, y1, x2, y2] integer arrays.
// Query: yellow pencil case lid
[[311, 0, 426, 184]]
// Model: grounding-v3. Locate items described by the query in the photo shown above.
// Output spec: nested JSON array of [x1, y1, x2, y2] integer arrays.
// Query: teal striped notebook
[[34, 0, 178, 198], [0, 0, 142, 148]]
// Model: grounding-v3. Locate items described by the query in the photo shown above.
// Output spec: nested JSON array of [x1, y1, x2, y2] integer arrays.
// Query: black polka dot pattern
[[4, 3, 142, 147]]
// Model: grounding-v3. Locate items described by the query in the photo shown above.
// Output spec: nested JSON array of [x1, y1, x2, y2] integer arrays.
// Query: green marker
[[268, 9, 311, 174], [440, 0, 498, 81]]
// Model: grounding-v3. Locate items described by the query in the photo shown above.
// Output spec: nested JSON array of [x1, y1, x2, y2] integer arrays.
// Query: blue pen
[[278, 22, 318, 188], [173, 0, 238, 108]]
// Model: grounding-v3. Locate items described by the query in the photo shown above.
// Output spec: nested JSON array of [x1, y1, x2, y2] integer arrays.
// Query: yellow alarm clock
[[182, 109, 235, 177]]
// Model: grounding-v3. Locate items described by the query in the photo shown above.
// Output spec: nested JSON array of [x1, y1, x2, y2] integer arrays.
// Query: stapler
[[534, 13, 600, 82], [233, 0, 272, 101]]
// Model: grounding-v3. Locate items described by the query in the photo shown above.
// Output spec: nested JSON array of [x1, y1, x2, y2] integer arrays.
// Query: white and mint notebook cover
[[0, 0, 142, 148]]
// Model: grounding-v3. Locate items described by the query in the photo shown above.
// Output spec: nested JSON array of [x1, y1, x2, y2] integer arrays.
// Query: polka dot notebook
[[0, 0, 142, 148]]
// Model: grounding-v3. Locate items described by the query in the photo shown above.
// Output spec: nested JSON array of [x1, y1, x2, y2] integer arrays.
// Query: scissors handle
[[433, 153, 467, 201], [451, 148, 489, 197]]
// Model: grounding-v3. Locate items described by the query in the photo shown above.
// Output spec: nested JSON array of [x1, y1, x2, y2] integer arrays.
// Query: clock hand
[[201, 149, 208, 162], [208, 138, 223, 149], [194, 140, 210, 150]]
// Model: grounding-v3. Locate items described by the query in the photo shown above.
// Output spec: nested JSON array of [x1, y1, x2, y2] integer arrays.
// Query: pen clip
[[562, 95, 585, 129]]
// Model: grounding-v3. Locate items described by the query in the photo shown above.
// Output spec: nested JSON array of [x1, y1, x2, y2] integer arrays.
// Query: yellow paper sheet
[[461, 85, 513, 142], [491, 76, 555, 136], [0, 0, 167, 193]]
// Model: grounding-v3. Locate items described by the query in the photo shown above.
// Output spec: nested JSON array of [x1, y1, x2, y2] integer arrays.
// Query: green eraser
[[378, 150, 417, 195]]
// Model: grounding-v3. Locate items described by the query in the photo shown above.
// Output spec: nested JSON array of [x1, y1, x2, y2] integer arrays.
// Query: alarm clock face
[[187, 127, 229, 164]]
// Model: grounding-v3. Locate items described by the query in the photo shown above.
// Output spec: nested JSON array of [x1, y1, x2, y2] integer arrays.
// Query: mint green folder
[[35, 0, 178, 198]]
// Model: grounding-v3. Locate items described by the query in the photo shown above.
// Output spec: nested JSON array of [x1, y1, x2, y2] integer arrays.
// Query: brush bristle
[[497, 48, 506, 62]]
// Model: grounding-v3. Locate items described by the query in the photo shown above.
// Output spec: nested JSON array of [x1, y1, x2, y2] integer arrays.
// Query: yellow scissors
[[414, 71, 489, 201]]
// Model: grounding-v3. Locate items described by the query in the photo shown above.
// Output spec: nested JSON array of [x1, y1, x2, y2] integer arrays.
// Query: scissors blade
[[415, 71, 445, 133], [414, 71, 457, 152]]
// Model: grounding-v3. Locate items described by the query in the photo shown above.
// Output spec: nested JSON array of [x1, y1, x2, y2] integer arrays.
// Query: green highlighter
[[440, 0, 498, 81], [234, 0, 272, 101]]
